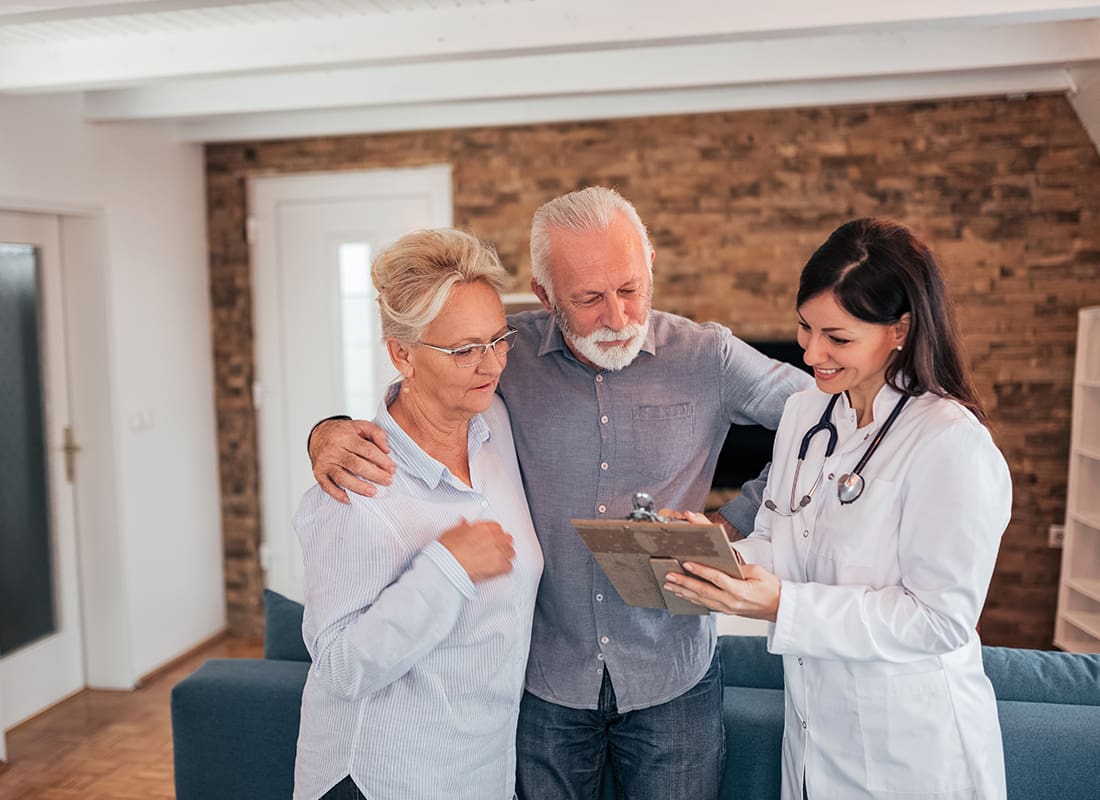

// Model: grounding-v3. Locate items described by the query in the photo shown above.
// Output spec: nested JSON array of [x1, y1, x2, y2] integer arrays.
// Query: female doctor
[[665, 218, 1012, 799]]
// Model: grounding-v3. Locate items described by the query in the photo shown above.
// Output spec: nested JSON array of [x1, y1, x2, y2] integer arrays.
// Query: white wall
[[0, 93, 224, 685]]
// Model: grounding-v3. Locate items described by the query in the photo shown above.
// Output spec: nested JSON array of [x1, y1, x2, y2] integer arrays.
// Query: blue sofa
[[172, 591, 1100, 799]]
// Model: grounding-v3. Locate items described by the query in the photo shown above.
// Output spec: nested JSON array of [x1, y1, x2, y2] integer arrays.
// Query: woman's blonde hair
[[372, 228, 510, 344]]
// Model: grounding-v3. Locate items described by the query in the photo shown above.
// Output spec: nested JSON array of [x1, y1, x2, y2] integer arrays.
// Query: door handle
[[62, 425, 81, 483]]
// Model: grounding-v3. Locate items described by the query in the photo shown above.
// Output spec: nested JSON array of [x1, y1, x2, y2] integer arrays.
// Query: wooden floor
[[0, 637, 261, 800]]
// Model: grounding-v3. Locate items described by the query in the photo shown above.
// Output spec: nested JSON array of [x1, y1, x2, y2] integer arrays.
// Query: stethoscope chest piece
[[836, 472, 865, 504]]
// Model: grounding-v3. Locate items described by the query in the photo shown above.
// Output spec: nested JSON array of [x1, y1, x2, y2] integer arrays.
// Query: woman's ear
[[894, 312, 912, 350], [387, 339, 414, 380]]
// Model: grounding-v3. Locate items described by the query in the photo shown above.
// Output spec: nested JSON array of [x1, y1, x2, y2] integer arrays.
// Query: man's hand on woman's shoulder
[[309, 418, 397, 503]]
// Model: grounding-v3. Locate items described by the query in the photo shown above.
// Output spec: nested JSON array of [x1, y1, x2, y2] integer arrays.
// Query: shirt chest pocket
[[809, 477, 901, 583], [631, 403, 696, 483]]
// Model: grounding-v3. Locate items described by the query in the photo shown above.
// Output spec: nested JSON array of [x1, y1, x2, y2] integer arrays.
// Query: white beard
[[555, 309, 649, 371]]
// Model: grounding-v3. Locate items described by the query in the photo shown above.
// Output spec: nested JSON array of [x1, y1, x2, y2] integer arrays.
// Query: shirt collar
[[833, 381, 910, 441], [536, 311, 658, 364], [376, 382, 492, 491]]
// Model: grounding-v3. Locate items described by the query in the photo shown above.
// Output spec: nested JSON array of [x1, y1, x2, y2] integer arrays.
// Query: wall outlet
[[1048, 524, 1065, 548]]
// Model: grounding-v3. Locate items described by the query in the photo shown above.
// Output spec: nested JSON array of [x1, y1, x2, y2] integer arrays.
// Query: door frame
[[248, 165, 453, 600], [0, 211, 84, 735]]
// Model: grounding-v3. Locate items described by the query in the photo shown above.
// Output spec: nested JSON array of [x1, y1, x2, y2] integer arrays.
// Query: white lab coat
[[734, 382, 1011, 800]]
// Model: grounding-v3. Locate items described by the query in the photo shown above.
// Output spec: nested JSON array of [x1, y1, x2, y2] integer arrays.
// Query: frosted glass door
[[250, 166, 452, 601], [0, 243, 55, 655]]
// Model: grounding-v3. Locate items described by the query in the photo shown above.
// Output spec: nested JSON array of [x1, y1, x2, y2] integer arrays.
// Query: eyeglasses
[[419, 327, 518, 368]]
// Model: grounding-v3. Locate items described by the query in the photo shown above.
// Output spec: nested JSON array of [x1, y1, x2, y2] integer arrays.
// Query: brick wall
[[206, 95, 1100, 647]]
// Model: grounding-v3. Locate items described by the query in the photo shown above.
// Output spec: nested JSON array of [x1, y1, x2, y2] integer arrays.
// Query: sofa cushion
[[982, 645, 1100, 706], [263, 589, 311, 663], [718, 635, 784, 690], [721, 686, 784, 799], [997, 699, 1100, 800]]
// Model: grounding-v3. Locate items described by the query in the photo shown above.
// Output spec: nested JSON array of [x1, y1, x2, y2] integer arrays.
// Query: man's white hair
[[529, 186, 654, 303]]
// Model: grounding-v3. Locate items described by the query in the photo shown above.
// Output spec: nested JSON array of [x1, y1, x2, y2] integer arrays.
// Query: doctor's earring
[[896, 345, 903, 351]]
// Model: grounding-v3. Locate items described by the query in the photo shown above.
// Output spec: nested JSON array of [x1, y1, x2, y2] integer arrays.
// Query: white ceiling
[[2, 0, 1100, 145]]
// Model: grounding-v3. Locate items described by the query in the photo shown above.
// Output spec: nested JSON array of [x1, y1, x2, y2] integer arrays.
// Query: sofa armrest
[[172, 658, 309, 800]]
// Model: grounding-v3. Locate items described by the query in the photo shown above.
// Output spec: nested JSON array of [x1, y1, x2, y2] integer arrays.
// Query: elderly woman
[[292, 229, 543, 800]]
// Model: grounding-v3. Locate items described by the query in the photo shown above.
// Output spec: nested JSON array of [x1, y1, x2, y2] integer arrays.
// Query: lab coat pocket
[[632, 403, 695, 482], [811, 477, 900, 586], [855, 669, 972, 796]]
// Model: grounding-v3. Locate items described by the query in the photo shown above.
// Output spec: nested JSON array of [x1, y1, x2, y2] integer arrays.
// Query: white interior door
[[0, 211, 84, 743], [251, 166, 453, 601]]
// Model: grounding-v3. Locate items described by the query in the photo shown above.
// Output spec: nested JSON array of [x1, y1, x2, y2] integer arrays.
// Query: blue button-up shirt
[[293, 393, 542, 799], [499, 309, 810, 711]]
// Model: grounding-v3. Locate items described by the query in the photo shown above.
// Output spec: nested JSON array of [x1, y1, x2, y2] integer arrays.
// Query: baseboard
[[135, 629, 229, 688]]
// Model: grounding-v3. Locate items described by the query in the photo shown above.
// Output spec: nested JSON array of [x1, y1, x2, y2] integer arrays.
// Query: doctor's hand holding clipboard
[[660, 509, 783, 621], [664, 218, 1012, 800]]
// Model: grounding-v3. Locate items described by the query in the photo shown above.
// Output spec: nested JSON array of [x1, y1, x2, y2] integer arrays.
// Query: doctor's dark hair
[[796, 218, 987, 424]]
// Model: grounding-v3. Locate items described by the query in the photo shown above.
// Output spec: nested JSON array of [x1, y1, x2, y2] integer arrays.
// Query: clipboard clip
[[627, 492, 683, 523]]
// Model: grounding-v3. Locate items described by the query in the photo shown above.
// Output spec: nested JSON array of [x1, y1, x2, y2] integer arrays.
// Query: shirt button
[[596, 667, 603, 674], [600, 636, 609, 644], [802, 530, 809, 538], [598, 504, 607, 514], [595, 375, 603, 383], [600, 415, 609, 424], [596, 593, 604, 602], [798, 657, 804, 666], [802, 721, 808, 730], [600, 462, 609, 471], [597, 653, 604, 661]]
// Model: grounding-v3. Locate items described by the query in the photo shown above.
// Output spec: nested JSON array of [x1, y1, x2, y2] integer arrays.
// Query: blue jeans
[[516, 649, 725, 800]]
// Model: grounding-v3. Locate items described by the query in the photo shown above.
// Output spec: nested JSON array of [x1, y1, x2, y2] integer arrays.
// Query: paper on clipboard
[[571, 518, 744, 614]]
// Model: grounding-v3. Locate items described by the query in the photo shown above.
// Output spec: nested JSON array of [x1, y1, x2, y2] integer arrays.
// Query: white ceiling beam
[[82, 20, 1100, 121], [1068, 64, 1100, 151], [3, 0, 1100, 92], [175, 66, 1075, 143]]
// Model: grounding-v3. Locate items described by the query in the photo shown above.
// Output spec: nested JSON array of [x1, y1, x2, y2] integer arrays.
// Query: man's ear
[[387, 339, 414, 380], [895, 312, 912, 350], [530, 278, 553, 312]]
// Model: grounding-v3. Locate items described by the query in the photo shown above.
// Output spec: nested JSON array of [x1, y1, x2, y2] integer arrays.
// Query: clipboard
[[572, 518, 744, 615]]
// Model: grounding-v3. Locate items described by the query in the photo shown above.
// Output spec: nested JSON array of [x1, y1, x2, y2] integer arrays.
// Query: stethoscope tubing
[[772, 391, 911, 515]]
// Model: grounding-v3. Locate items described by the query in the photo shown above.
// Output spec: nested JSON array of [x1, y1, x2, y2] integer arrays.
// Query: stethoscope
[[764, 392, 911, 515]]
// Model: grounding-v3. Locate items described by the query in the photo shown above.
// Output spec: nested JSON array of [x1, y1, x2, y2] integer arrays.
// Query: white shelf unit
[[1054, 306, 1100, 653]]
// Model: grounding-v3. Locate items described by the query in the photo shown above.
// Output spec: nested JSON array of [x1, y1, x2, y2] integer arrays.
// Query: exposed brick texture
[[206, 95, 1100, 647]]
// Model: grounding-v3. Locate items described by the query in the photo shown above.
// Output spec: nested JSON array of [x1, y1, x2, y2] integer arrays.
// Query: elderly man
[[308, 187, 811, 799]]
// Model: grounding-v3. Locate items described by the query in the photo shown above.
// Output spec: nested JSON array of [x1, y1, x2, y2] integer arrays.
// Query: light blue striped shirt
[[292, 393, 543, 800]]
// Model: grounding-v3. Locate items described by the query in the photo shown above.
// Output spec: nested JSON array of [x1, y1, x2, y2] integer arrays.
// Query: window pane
[[338, 243, 394, 418], [0, 243, 56, 655]]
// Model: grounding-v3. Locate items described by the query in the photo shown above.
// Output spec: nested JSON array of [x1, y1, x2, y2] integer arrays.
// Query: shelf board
[[1054, 635, 1100, 654], [1069, 510, 1100, 530], [1061, 610, 1100, 640], [1079, 379, 1100, 389], [1075, 445, 1100, 461], [1065, 579, 1100, 604]]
